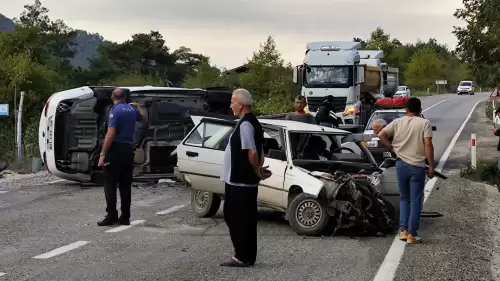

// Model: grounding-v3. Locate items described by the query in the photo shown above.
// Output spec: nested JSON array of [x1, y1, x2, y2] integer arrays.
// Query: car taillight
[[44, 95, 53, 117]]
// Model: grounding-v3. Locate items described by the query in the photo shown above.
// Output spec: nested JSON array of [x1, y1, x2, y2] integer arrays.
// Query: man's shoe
[[220, 257, 250, 267], [406, 234, 422, 244], [399, 230, 408, 241], [97, 216, 118, 226], [119, 216, 130, 225]]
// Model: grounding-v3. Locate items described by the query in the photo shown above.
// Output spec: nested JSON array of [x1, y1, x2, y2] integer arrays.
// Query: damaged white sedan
[[176, 116, 400, 236]]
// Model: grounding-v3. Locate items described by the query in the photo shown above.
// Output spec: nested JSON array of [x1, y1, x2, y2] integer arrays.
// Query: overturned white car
[[176, 116, 400, 236]]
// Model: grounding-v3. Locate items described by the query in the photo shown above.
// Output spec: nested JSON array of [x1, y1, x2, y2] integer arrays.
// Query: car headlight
[[366, 140, 378, 147]]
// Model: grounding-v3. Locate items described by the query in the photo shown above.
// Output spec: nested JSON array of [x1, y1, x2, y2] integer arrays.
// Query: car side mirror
[[268, 149, 287, 161], [380, 157, 396, 169], [432, 126, 436, 131]]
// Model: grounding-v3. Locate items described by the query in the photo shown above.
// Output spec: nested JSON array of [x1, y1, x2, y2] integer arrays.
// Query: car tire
[[288, 193, 330, 236], [191, 190, 221, 218], [90, 171, 105, 186]]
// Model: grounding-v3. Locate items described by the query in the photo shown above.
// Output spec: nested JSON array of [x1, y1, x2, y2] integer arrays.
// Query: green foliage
[[405, 47, 446, 89], [183, 36, 300, 114], [461, 159, 500, 188], [453, 0, 500, 87]]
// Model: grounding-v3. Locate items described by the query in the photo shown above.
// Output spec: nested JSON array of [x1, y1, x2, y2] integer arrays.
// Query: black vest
[[229, 112, 263, 185]]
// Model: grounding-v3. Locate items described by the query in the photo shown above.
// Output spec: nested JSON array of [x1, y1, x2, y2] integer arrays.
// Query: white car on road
[[457, 80, 475, 95], [176, 115, 400, 236], [394, 86, 411, 97]]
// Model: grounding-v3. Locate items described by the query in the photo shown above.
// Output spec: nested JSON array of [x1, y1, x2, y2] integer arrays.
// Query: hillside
[[0, 12, 103, 68], [0, 13, 14, 32]]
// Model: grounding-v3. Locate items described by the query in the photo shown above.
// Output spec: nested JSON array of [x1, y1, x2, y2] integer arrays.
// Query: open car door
[[177, 118, 236, 195]]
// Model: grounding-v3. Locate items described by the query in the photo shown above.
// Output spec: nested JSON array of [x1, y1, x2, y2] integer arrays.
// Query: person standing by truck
[[377, 97, 434, 244], [315, 95, 340, 128], [97, 88, 148, 226], [285, 96, 316, 124]]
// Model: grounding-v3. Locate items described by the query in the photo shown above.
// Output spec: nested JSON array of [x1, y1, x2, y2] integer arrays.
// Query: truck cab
[[292, 41, 399, 126]]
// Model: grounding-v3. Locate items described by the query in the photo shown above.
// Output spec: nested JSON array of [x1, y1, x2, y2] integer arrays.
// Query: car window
[[459, 81, 472, 86], [366, 111, 406, 130], [184, 121, 233, 150], [289, 132, 340, 160]]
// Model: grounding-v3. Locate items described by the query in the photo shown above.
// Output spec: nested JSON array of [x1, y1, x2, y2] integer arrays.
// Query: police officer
[[97, 88, 147, 226]]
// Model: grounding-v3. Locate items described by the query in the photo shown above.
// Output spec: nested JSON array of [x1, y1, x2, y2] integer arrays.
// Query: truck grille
[[306, 97, 347, 112]]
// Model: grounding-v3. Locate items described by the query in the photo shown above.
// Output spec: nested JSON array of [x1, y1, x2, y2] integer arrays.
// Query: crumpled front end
[[311, 170, 394, 236]]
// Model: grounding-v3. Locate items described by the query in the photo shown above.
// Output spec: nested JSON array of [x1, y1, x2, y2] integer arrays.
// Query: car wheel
[[90, 171, 105, 186], [191, 190, 221, 218], [288, 193, 330, 236]]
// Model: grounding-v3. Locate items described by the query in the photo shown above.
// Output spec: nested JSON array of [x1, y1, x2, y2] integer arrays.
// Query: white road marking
[[0, 272, 6, 277], [46, 179, 66, 184], [105, 220, 145, 233], [372, 99, 483, 281], [422, 98, 456, 113], [0, 191, 7, 194], [155, 204, 187, 215], [33, 240, 89, 259]]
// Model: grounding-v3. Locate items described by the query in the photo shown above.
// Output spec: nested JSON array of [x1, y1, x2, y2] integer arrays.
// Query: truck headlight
[[343, 106, 359, 116], [366, 140, 378, 147]]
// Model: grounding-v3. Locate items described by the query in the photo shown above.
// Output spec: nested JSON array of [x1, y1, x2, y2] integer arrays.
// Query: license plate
[[383, 151, 392, 157]]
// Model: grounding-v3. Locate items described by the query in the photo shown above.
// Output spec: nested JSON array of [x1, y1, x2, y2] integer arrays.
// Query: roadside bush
[[460, 158, 500, 190], [486, 99, 494, 121]]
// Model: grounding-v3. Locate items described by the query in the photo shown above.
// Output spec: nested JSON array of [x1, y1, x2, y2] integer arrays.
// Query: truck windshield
[[304, 66, 351, 87]]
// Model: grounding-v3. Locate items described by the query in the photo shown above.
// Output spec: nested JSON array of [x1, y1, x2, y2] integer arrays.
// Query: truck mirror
[[357, 66, 365, 84], [293, 65, 304, 84]]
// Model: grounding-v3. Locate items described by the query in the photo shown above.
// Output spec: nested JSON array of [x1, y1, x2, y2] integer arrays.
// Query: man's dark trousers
[[103, 142, 134, 220], [223, 183, 258, 265]]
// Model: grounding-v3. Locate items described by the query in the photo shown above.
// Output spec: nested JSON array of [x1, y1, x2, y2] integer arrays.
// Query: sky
[[2, 0, 465, 69]]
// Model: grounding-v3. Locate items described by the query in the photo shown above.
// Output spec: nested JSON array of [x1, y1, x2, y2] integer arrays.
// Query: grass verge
[[460, 159, 500, 191]]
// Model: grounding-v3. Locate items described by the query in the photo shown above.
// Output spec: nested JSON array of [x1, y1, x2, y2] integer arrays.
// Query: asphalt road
[[0, 92, 493, 281]]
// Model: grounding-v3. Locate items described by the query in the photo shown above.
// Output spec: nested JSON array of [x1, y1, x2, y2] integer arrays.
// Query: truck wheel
[[191, 190, 221, 218], [288, 193, 330, 236]]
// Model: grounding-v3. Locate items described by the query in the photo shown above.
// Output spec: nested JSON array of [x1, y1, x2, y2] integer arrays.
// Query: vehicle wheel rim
[[194, 191, 209, 211], [296, 199, 322, 228]]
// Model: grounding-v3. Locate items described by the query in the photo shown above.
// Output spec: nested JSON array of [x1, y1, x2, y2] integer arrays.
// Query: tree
[[183, 61, 224, 89], [405, 47, 447, 89], [239, 36, 299, 114], [453, 0, 500, 86]]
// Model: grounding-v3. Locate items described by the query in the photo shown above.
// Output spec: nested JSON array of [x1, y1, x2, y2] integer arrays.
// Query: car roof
[[258, 119, 350, 134], [88, 85, 206, 92]]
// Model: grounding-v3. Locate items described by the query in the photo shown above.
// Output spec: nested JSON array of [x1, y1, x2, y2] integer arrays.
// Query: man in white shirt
[[378, 97, 434, 244]]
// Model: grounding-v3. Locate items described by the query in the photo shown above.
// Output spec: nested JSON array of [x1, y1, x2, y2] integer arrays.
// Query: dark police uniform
[[103, 101, 142, 222]]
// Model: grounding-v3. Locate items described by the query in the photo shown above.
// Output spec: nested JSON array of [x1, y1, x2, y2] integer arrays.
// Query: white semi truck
[[292, 41, 399, 126]]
